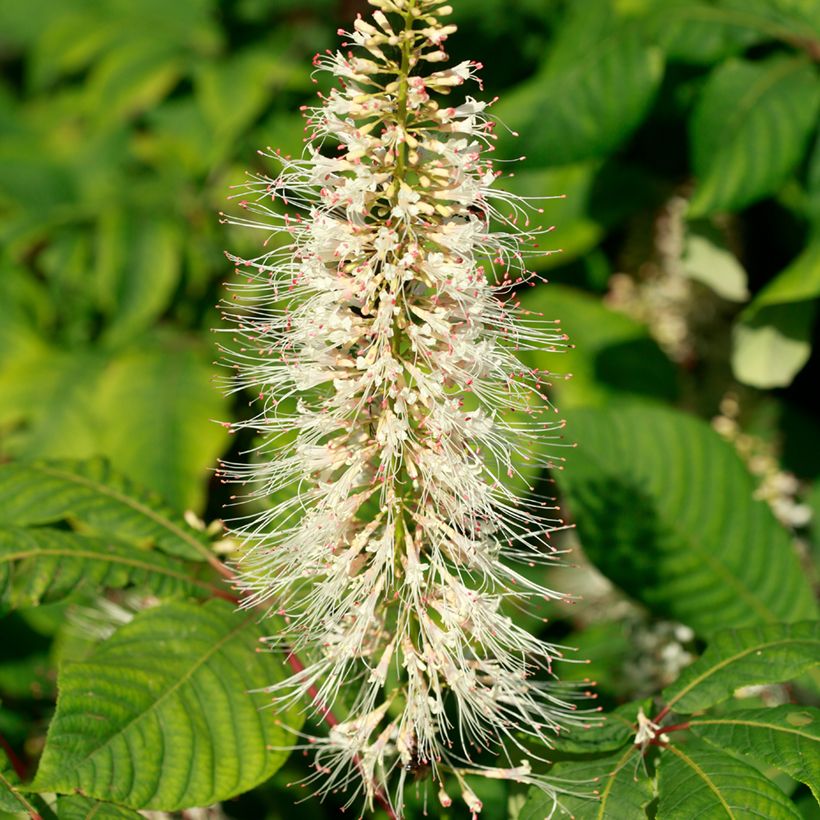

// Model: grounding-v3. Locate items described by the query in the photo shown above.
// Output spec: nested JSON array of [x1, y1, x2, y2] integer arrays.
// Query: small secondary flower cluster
[[219, 0, 595, 814]]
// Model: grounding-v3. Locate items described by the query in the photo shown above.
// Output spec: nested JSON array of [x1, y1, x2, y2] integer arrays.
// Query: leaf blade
[[662, 621, 820, 714], [32, 600, 301, 811], [690, 706, 820, 800]]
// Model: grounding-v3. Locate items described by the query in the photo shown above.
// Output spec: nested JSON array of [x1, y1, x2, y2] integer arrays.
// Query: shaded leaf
[[521, 745, 651, 819], [662, 621, 820, 714], [32, 599, 301, 811], [551, 701, 644, 754], [519, 286, 677, 408], [560, 402, 817, 633], [0, 459, 212, 562], [658, 738, 801, 818], [495, 1, 664, 166], [689, 56, 820, 216], [691, 706, 820, 801], [0, 527, 214, 613]]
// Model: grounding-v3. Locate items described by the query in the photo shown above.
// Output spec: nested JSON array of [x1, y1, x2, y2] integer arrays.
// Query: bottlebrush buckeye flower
[[218, 0, 597, 815]]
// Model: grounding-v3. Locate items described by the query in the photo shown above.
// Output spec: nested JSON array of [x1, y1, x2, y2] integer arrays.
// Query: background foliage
[[0, 0, 818, 817]]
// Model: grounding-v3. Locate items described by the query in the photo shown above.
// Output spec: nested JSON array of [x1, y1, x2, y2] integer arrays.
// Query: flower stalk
[[219, 0, 596, 813]]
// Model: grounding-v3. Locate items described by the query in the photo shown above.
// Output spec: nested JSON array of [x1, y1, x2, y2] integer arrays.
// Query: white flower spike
[[219, 0, 597, 814]]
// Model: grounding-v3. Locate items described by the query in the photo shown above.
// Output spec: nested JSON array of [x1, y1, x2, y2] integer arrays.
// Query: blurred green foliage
[[0, 0, 819, 818]]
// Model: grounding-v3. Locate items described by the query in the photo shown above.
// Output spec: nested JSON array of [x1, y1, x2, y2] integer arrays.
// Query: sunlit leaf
[[32, 600, 301, 811]]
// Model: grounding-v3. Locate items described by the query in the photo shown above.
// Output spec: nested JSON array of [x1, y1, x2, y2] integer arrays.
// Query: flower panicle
[[218, 0, 598, 814]]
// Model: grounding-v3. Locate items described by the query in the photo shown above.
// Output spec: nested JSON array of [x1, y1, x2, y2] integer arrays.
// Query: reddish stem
[[0, 732, 27, 780], [660, 721, 691, 735]]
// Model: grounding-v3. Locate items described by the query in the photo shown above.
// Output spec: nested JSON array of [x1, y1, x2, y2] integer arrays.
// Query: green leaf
[[732, 237, 820, 388], [94, 339, 229, 511], [0, 527, 213, 613], [552, 701, 644, 754], [32, 599, 301, 811], [690, 706, 820, 801], [682, 226, 749, 302], [494, 1, 664, 166], [521, 745, 651, 819], [96, 213, 183, 346], [85, 39, 182, 125], [644, 1, 764, 66], [0, 765, 22, 814], [518, 286, 678, 408], [689, 56, 820, 216], [0, 459, 212, 562], [662, 621, 820, 714], [56, 795, 142, 820], [658, 738, 801, 819], [560, 402, 817, 633]]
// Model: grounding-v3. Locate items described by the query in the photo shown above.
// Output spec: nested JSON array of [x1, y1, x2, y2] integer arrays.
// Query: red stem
[[0, 732, 27, 780]]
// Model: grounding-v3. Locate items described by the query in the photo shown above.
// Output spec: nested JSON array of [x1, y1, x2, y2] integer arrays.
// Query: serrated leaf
[[0, 527, 214, 613], [495, 2, 664, 166], [658, 738, 801, 818], [732, 237, 820, 388], [662, 621, 820, 714], [521, 745, 651, 820], [0, 459, 212, 562], [32, 599, 300, 811], [559, 402, 817, 633], [552, 701, 644, 754], [56, 795, 142, 820], [518, 286, 677, 408], [690, 706, 820, 801], [689, 56, 820, 216]]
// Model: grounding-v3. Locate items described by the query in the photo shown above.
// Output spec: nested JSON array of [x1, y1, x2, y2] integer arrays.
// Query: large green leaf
[[732, 236, 820, 388], [690, 706, 820, 800], [32, 599, 300, 811], [657, 739, 801, 819], [0, 336, 229, 513], [95, 212, 183, 346], [94, 339, 228, 511], [644, 1, 764, 65], [521, 745, 651, 820], [0, 460, 212, 562], [0, 527, 214, 613], [518, 286, 677, 408], [56, 795, 142, 820], [494, 0, 664, 166], [662, 621, 820, 715], [560, 402, 817, 632], [689, 56, 820, 216]]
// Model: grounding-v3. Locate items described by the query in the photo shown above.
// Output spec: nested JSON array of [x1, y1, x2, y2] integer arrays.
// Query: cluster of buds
[[219, 0, 595, 814]]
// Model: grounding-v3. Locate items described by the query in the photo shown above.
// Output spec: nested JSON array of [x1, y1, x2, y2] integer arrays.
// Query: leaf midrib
[[1, 546, 215, 597], [36, 611, 252, 791], [690, 716, 817, 741], [34, 463, 210, 561], [665, 744, 735, 818], [667, 636, 818, 711], [595, 744, 639, 820]]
